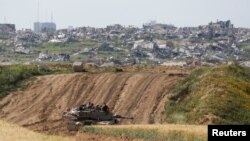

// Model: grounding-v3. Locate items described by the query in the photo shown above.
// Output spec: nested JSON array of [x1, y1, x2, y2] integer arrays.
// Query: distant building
[[67, 26, 74, 32], [143, 22, 177, 34], [34, 22, 56, 33], [209, 20, 234, 29], [0, 24, 16, 33]]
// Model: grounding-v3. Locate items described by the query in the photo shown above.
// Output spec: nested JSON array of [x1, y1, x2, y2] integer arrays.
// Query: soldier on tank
[[102, 103, 109, 113], [86, 102, 95, 110], [90, 103, 94, 109], [96, 105, 101, 111], [86, 102, 91, 108], [80, 104, 88, 110]]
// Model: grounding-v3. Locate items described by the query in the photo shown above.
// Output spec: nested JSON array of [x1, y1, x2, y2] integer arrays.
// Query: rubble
[[240, 61, 250, 68], [101, 62, 115, 67], [35, 51, 70, 62], [0, 20, 250, 65], [0, 24, 16, 33], [161, 61, 187, 66], [98, 42, 114, 51], [15, 46, 31, 54]]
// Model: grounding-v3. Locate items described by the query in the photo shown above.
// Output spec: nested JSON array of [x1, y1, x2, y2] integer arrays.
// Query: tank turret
[[63, 103, 133, 131]]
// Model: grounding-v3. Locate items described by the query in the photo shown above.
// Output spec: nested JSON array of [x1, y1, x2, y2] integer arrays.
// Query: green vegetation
[[81, 126, 205, 141], [34, 40, 99, 54], [113, 68, 124, 72], [0, 39, 131, 63], [8, 54, 37, 63], [70, 54, 88, 62], [0, 65, 41, 99], [165, 65, 250, 124], [0, 64, 73, 99], [0, 40, 100, 63]]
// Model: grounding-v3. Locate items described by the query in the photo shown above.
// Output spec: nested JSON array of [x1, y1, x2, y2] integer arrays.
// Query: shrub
[[113, 68, 123, 72], [165, 65, 250, 124]]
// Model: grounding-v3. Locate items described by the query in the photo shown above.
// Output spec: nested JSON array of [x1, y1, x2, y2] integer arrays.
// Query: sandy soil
[[0, 70, 186, 135]]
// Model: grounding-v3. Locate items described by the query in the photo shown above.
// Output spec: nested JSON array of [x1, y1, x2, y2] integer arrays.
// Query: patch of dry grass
[[97, 124, 207, 135], [81, 124, 207, 141], [0, 120, 72, 141]]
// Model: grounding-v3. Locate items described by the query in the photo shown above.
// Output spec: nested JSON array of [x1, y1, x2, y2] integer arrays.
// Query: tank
[[63, 103, 133, 131]]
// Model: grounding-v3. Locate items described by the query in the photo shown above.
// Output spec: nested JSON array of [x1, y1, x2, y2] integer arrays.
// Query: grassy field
[[165, 64, 250, 124], [0, 120, 72, 141], [81, 124, 207, 141], [0, 39, 131, 63], [33, 40, 99, 54], [0, 39, 100, 63]]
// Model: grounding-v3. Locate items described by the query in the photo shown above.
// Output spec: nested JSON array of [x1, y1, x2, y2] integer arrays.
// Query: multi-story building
[[34, 22, 56, 33]]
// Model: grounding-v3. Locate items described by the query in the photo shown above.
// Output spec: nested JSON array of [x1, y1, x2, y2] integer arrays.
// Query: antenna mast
[[37, 0, 40, 22], [37, 0, 40, 33], [51, 12, 53, 23]]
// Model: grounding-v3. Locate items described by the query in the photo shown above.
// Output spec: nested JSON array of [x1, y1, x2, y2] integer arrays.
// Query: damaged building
[[0, 24, 16, 33], [1, 20, 250, 65]]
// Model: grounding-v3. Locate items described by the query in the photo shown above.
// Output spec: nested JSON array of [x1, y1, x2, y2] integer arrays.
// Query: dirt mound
[[0, 71, 185, 134]]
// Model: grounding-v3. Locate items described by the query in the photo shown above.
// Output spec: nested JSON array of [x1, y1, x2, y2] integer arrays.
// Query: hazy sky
[[0, 0, 249, 29]]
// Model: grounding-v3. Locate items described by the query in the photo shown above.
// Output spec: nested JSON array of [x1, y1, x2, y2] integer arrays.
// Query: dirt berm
[[0, 72, 185, 134]]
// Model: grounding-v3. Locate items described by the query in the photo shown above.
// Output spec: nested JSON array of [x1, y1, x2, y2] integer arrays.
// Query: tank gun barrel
[[113, 115, 134, 119]]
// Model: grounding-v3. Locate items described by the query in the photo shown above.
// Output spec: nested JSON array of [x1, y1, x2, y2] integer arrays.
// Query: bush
[[113, 68, 123, 72]]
